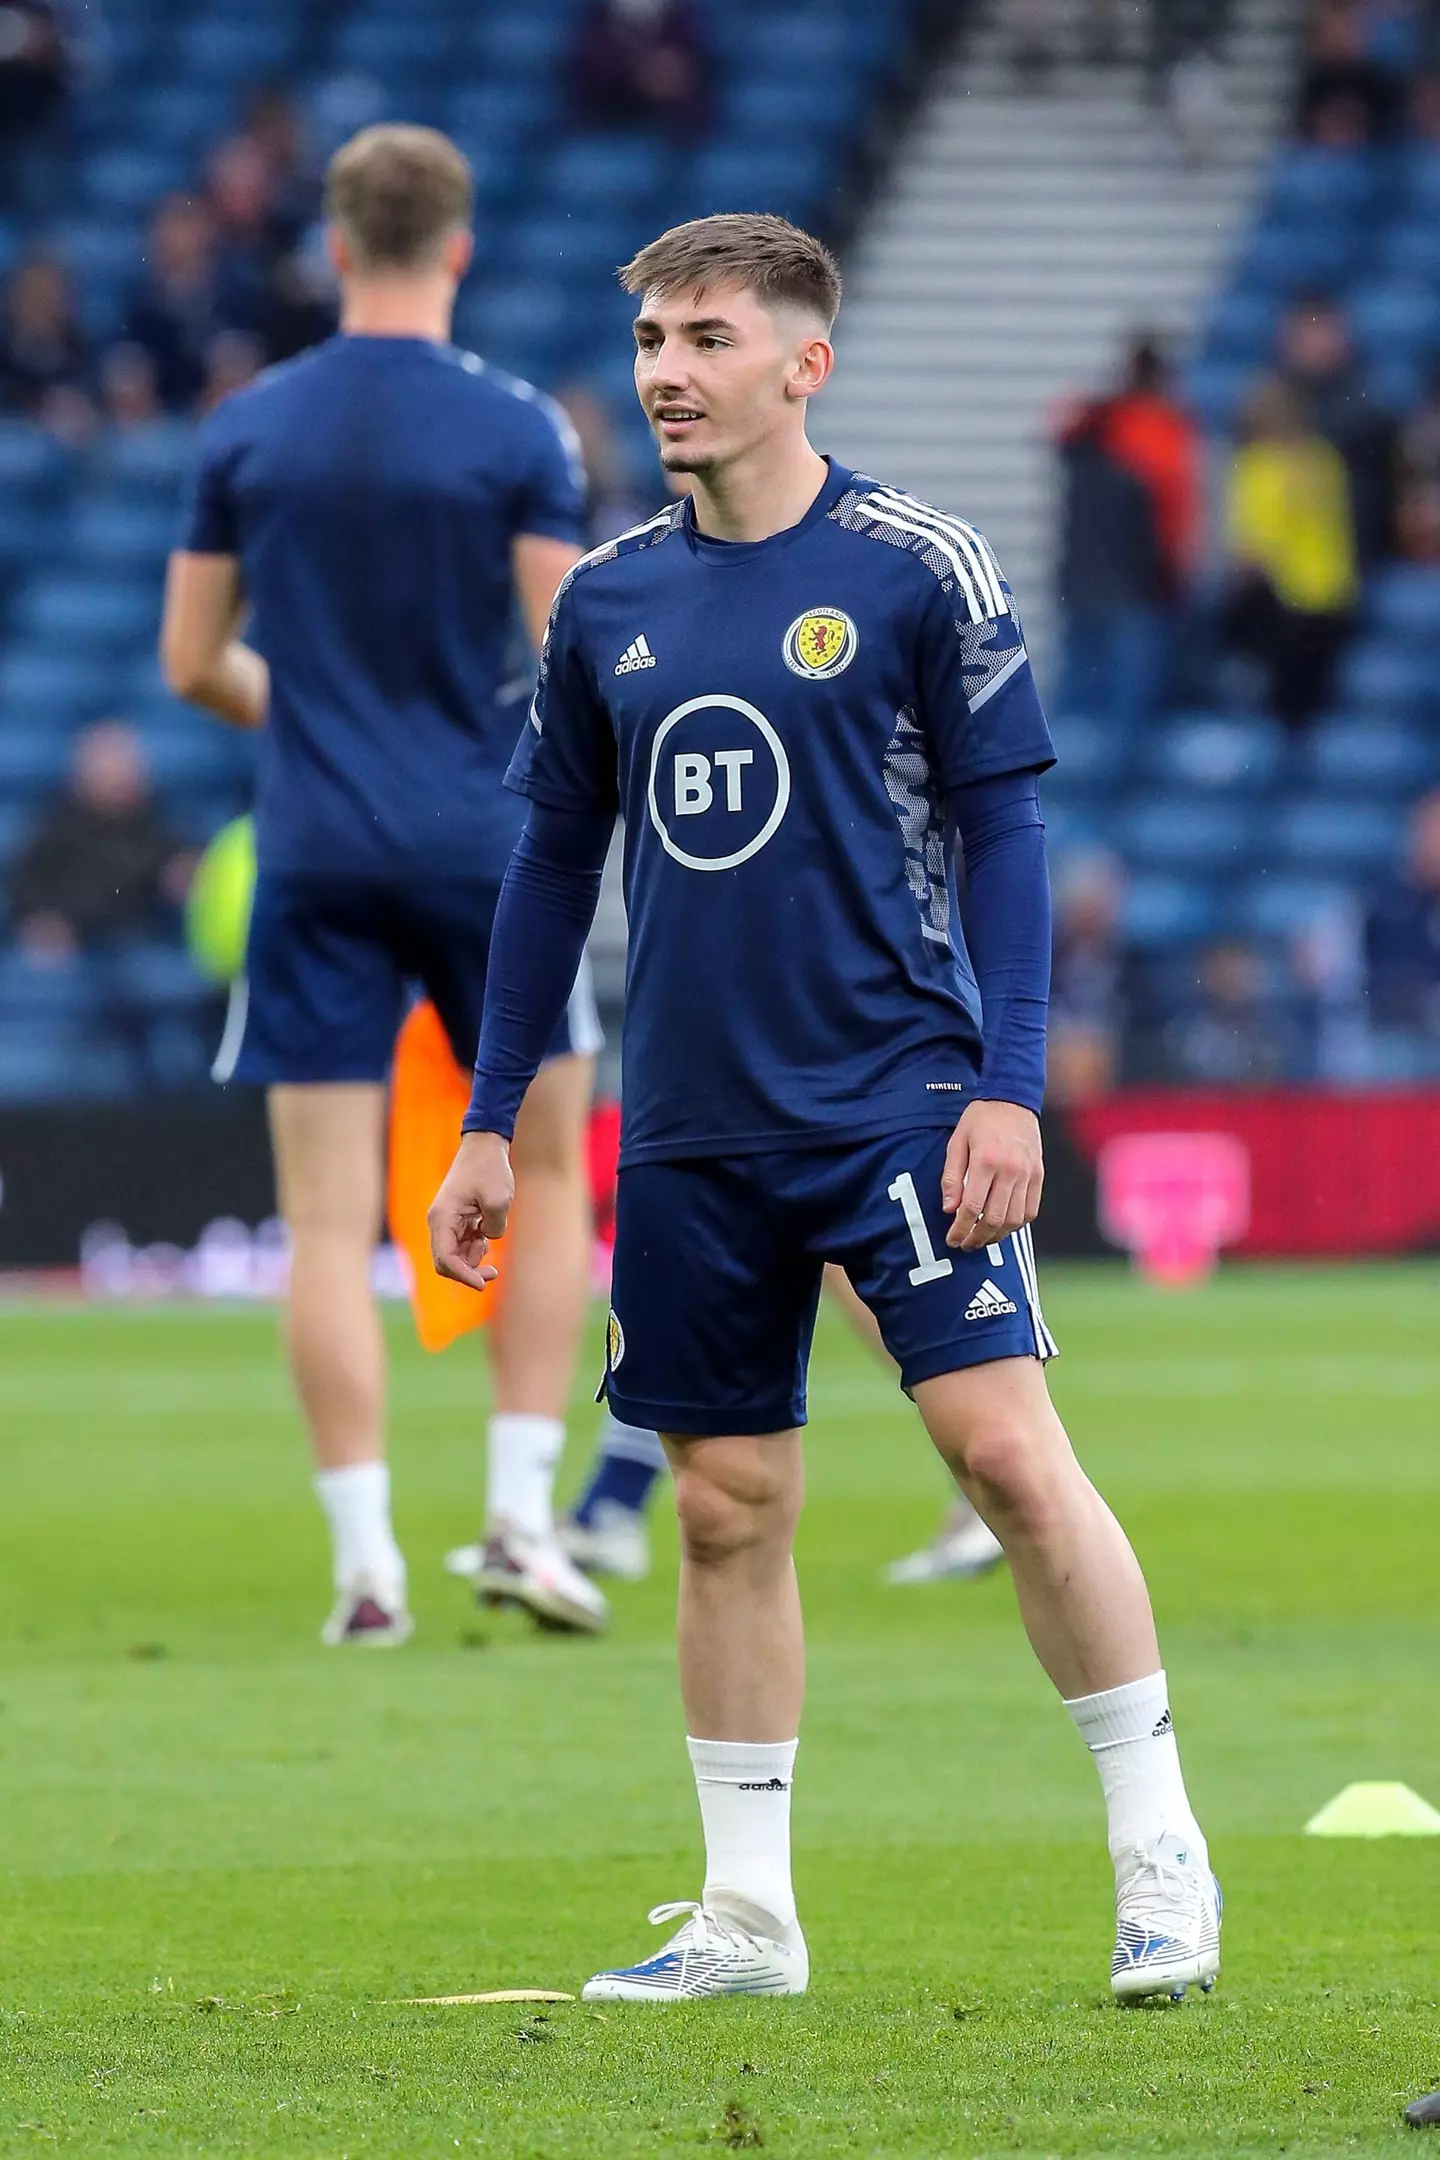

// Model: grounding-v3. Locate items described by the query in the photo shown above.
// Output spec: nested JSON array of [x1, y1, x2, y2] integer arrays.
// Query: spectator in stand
[[125, 194, 236, 412], [239, 84, 321, 251], [196, 327, 263, 415], [1162, 941, 1309, 1083], [1395, 475, 1440, 560], [1221, 377, 1357, 728], [8, 722, 195, 964], [98, 341, 163, 429], [0, 0, 69, 211], [555, 383, 654, 546], [1054, 335, 1199, 724], [1047, 850, 1131, 1102], [0, 254, 93, 436], [1297, 0, 1401, 141], [1055, 400, 1166, 726], [567, 0, 711, 141], [1364, 788, 1440, 1044], [1277, 293, 1395, 564]]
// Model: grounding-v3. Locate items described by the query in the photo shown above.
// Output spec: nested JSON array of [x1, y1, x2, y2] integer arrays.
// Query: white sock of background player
[[486, 1412, 565, 1543], [313, 1460, 406, 1607]]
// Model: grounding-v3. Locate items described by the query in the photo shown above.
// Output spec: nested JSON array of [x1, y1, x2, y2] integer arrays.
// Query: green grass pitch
[[0, 1263, 1436, 2157]]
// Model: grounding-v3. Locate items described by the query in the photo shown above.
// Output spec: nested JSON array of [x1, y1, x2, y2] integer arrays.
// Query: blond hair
[[324, 124, 473, 272]]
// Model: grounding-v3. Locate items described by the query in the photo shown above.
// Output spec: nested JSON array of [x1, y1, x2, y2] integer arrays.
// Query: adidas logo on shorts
[[964, 1278, 1018, 1322], [615, 633, 657, 674]]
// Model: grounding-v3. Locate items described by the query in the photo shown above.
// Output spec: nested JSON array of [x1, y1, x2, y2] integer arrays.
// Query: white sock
[[687, 1736, 800, 1941], [486, 1413, 564, 1541], [1065, 1670, 1208, 1876], [313, 1461, 405, 1603]]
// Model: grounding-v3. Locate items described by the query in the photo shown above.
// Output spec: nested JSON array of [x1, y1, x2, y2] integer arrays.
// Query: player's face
[[631, 283, 829, 476]]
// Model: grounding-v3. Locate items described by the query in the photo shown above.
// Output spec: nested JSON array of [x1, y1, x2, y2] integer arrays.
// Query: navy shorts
[[602, 1126, 1057, 1437], [224, 871, 602, 1086]]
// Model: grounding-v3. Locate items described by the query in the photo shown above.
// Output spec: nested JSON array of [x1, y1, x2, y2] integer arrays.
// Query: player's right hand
[[428, 1132, 513, 1290]]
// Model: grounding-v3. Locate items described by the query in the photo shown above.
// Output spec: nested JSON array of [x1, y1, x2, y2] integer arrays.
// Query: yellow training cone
[[1305, 1782, 1440, 1838]]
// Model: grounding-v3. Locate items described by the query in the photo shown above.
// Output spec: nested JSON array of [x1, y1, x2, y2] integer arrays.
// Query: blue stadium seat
[[329, 14, 450, 79], [1399, 144, 1440, 217], [1043, 713, 1132, 790], [688, 142, 833, 222], [1337, 639, 1439, 716], [1236, 876, 1356, 940], [496, 209, 638, 283], [0, 1023, 139, 1104], [0, 503, 62, 573], [541, 136, 675, 213], [1303, 714, 1434, 794], [78, 146, 191, 216], [725, 75, 869, 143], [0, 954, 107, 1022], [465, 13, 565, 73], [446, 80, 554, 146], [14, 576, 159, 657], [1347, 282, 1440, 367], [175, 16, 300, 80], [0, 422, 73, 505], [1116, 796, 1260, 871], [1235, 218, 1362, 295], [713, 9, 895, 72], [1368, 563, 1440, 647], [1273, 796, 1401, 874], [109, 942, 211, 1014], [1181, 358, 1253, 432], [0, 650, 115, 727], [1367, 350, 1430, 416], [1378, 217, 1440, 284], [1264, 145, 1382, 223], [68, 497, 178, 574], [91, 422, 194, 498], [140, 727, 250, 792], [1122, 875, 1218, 950], [459, 277, 571, 374], [1145, 714, 1286, 794], [1203, 285, 1282, 367], [125, 82, 237, 153], [0, 727, 69, 797], [0, 797, 26, 860]]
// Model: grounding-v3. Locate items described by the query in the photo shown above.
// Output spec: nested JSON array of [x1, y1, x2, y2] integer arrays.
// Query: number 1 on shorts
[[887, 1171, 954, 1286]]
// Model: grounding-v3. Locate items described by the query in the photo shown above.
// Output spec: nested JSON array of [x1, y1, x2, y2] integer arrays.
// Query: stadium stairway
[[822, 0, 1302, 681]]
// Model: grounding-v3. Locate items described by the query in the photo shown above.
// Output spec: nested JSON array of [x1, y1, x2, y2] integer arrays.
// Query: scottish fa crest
[[783, 607, 858, 680]]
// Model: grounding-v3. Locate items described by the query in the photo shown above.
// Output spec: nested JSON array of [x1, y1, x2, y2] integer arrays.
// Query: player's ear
[[325, 223, 349, 282], [787, 336, 834, 402], [445, 227, 475, 282]]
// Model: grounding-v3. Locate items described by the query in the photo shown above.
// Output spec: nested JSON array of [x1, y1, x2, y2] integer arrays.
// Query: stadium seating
[[0, 0, 928, 1100]]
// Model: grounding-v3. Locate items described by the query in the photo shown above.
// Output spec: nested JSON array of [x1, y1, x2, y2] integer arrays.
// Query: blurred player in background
[[160, 124, 607, 1645], [432, 214, 1220, 2005]]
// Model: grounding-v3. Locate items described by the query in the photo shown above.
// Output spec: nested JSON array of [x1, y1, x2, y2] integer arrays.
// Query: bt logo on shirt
[[646, 695, 791, 872]]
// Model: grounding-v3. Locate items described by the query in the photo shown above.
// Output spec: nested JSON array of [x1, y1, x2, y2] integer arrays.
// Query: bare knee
[[671, 1445, 799, 1569], [943, 1417, 1073, 1540]]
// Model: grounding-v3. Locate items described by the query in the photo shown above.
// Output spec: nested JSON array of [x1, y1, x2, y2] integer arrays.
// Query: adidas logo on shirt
[[615, 633, 657, 674], [964, 1278, 1018, 1322]]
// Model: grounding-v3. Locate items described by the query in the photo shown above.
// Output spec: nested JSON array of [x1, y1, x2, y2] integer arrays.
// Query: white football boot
[[1110, 1833, 1222, 2002], [884, 1500, 1005, 1585], [583, 1901, 808, 2002], [558, 1500, 651, 1582], [458, 1526, 610, 1634], [319, 1573, 413, 1647]]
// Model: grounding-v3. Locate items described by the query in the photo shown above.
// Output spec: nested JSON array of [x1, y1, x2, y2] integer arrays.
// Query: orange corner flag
[[387, 1001, 501, 1352]]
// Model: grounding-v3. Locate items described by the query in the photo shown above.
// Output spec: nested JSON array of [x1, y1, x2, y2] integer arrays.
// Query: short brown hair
[[324, 124, 473, 272], [619, 214, 841, 330]]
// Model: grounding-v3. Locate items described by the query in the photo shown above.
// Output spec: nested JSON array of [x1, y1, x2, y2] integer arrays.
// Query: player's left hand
[[941, 1100, 1044, 1251]]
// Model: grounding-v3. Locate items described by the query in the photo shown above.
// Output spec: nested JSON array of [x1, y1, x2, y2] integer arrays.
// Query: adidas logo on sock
[[964, 1278, 1018, 1322], [1152, 1709, 1173, 1738], [615, 633, 657, 674], [738, 1778, 790, 1792]]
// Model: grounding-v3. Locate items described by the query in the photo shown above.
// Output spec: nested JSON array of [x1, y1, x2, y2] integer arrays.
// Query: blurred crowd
[[1045, 789, 1440, 1096]]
